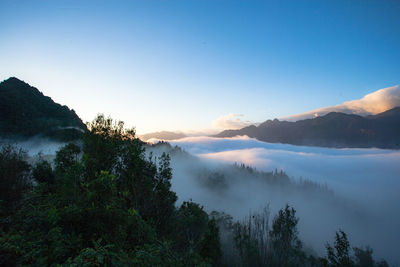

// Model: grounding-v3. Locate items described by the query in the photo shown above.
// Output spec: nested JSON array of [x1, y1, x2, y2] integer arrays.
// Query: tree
[[325, 230, 354, 267], [233, 206, 271, 267], [151, 152, 177, 235], [32, 157, 54, 184], [0, 115, 221, 267], [175, 201, 209, 252], [269, 204, 304, 267], [353, 246, 374, 267], [0, 145, 30, 211], [211, 211, 239, 266], [83, 114, 135, 180], [376, 259, 390, 267], [198, 218, 222, 265], [54, 143, 81, 174]]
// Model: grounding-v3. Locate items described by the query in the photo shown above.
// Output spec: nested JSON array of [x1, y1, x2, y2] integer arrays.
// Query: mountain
[[215, 107, 400, 149], [281, 85, 400, 121], [0, 77, 86, 141], [139, 131, 187, 141]]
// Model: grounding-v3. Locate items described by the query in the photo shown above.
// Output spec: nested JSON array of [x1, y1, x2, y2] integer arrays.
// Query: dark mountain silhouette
[[0, 77, 86, 141], [215, 107, 400, 149]]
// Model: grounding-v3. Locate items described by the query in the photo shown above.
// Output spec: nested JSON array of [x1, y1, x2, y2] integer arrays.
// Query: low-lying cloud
[[282, 85, 400, 121], [1, 138, 67, 156], [10, 136, 400, 264], [165, 136, 400, 264], [173, 136, 399, 190]]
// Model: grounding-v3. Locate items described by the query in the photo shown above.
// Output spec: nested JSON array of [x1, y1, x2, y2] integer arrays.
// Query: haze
[[159, 136, 400, 263], [1, 1, 400, 134], [1, 0, 400, 265]]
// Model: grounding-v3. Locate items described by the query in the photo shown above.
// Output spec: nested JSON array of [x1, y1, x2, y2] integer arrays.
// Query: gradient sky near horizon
[[1, 0, 399, 134]]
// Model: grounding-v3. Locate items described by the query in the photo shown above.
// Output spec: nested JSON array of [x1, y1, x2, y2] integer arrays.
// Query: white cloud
[[282, 85, 400, 121], [169, 136, 400, 263], [213, 113, 254, 129]]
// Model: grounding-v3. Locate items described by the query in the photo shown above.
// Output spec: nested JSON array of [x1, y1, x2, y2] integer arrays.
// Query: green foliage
[[83, 114, 135, 179], [151, 153, 178, 235], [64, 239, 132, 266], [198, 219, 222, 265], [0, 145, 30, 211], [175, 201, 209, 251], [0, 114, 390, 266], [0, 115, 218, 266], [84, 171, 117, 207], [32, 156, 55, 184], [132, 242, 181, 267], [55, 143, 81, 174]]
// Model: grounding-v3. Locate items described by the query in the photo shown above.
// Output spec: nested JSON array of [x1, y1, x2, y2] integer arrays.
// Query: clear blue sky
[[1, 0, 399, 134]]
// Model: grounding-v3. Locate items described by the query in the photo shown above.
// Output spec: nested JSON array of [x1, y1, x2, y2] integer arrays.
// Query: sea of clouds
[[8, 135, 400, 263], [166, 136, 400, 264]]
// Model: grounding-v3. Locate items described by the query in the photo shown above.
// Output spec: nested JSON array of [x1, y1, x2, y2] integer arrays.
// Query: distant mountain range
[[0, 77, 86, 141], [215, 107, 400, 149], [2, 77, 399, 148]]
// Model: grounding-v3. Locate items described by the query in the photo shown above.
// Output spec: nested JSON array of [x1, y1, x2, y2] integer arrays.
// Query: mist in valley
[[6, 136, 399, 264], [147, 137, 400, 264], [1, 138, 68, 157]]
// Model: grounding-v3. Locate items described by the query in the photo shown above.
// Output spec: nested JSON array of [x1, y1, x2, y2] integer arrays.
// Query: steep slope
[[215, 108, 400, 148], [0, 77, 86, 141]]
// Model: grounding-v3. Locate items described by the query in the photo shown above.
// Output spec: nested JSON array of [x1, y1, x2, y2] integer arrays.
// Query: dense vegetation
[[0, 77, 85, 142], [215, 107, 400, 149], [212, 207, 390, 267], [0, 115, 221, 266], [0, 115, 391, 266]]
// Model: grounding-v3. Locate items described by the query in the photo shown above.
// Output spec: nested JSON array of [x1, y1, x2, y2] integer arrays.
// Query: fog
[[6, 136, 399, 263], [148, 136, 400, 264], [0, 137, 66, 156]]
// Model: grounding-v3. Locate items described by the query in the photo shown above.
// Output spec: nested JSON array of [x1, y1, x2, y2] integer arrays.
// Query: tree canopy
[[0, 114, 391, 266]]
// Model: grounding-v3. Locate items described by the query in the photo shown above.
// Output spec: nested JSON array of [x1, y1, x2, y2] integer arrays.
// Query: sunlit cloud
[[202, 148, 273, 167], [170, 135, 400, 206], [282, 85, 400, 121], [213, 113, 254, 130]]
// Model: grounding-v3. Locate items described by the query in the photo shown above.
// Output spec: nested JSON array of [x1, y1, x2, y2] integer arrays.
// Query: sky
[[1, 0, 399, 134]]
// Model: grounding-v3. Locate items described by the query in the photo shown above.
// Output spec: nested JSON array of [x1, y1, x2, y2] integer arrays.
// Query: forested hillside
[[0, 77, 85, 141], [0, 115, 390, 266]]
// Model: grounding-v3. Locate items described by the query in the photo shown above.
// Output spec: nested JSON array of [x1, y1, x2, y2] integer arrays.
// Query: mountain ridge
[[215, 108, 400, 149], [0, 77, 86, 141]]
